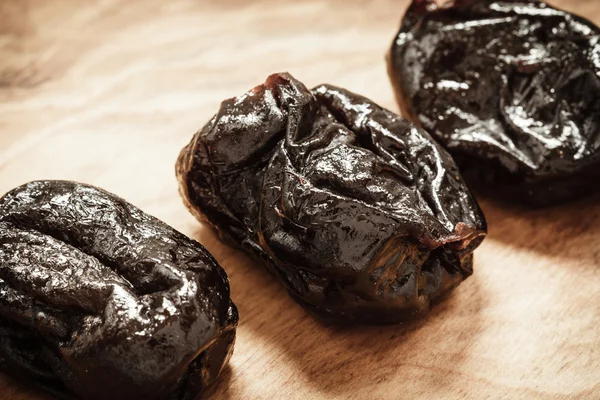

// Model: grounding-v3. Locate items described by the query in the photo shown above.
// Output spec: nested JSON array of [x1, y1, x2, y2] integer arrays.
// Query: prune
[[176, 73, 486, 324], [388, 0, 600, 206], [0, 181, 237, 400]]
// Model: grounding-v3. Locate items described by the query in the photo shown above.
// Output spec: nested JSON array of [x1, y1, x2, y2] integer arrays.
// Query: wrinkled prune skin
[[0, 181, 237, 400], [176, 73, 486, 324], [388, 0, 600, 206]]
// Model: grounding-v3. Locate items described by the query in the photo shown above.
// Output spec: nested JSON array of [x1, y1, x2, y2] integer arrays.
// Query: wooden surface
[[1, 0, 600, 399]]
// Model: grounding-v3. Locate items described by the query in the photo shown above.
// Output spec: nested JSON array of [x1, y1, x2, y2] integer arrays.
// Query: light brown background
[[1, 0, 599, 399]]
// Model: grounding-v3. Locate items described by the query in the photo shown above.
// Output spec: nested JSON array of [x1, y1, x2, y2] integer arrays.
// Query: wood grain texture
[[0, 0, 599, 399]]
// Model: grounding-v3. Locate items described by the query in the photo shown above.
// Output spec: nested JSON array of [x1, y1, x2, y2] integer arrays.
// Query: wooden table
[[1, 0, 599, 399]]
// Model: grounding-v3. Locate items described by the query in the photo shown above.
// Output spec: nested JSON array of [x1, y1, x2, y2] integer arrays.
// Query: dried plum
[[0, 180, 237, 400], [176, 73, 486, 324], [388, 0, 600, 206]]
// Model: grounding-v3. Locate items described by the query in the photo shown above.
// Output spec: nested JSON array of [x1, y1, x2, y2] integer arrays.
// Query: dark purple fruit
[[0, 180, 237, 400], [177, 72, 486, 325], [388, 0, 600, 206]]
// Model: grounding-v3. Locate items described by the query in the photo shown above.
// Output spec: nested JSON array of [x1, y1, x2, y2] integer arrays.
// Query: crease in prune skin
[[177, 72, 486, 324], [0, 180, 238, 400], [388, 0, 600, 206]]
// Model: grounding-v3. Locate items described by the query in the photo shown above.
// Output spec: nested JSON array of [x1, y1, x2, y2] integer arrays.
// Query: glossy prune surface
[[0, 180, 237, 400], [177, 73, 486, 324], [388, 0, 600, 206]]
